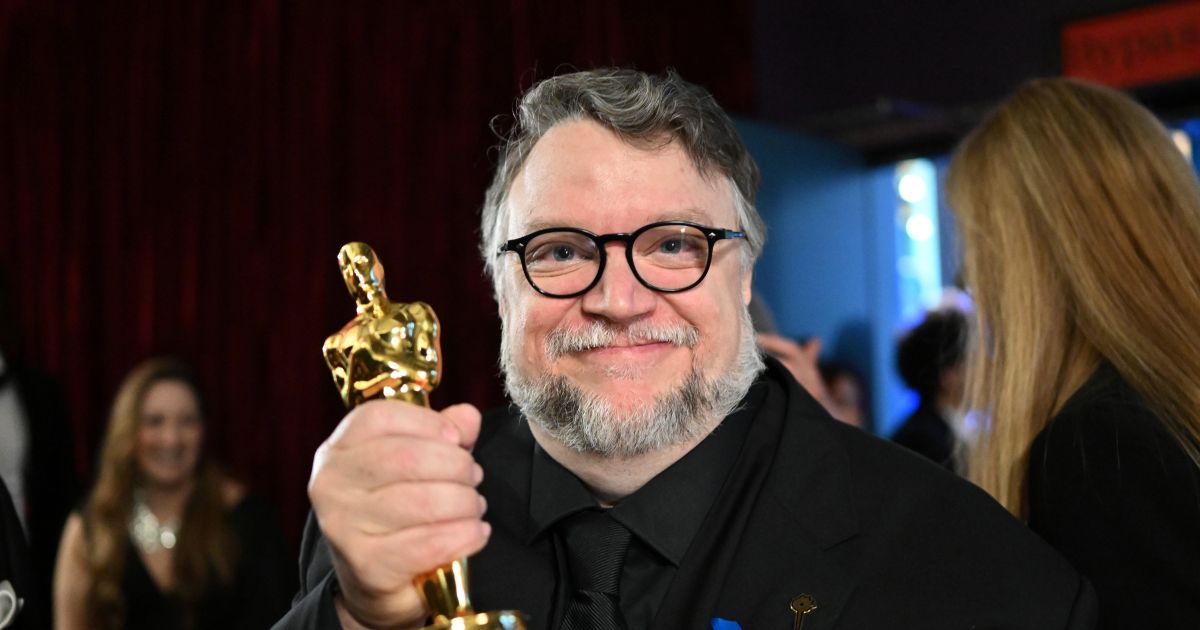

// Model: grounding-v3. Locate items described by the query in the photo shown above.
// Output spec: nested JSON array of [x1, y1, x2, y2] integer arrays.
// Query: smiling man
[[274, 69, 1097, 630], [495, 116, 764, 496]]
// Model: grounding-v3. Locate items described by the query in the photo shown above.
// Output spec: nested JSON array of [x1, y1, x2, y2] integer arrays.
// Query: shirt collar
[[526, 379, 766, 566], [528, 444, 596, 539]]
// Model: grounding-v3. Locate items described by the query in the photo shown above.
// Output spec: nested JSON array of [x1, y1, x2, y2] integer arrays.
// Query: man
[[0, 478, 33, 629], [0, 284, 75, 629], [893, 309, 969, 470], [274, 69, 1095, 629]]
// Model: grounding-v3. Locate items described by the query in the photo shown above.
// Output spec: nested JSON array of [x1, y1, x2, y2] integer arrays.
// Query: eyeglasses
[[498, 220, 746, 298]]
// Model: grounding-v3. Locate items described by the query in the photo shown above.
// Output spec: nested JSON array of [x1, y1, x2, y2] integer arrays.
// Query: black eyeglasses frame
[[498, 220, 746, 298]]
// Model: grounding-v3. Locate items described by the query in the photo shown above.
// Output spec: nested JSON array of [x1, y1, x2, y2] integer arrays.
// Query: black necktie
[[559, 510, 632, 630]]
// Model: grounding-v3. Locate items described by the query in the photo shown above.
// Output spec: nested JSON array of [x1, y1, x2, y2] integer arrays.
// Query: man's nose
[[579, 244, 656, 322]]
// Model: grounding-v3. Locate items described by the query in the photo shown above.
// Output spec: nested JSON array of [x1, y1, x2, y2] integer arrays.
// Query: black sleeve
[[271, 572, 342, 630], [1064, 577, 1099, 630], [1028, 394, 1200, 630], [16, 366, 80, 622], [270, 509, 342, 629], [0, 477, 40, 630]]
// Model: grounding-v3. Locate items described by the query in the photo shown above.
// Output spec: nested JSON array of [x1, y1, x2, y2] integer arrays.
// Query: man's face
[[497, 119, 758, 454]]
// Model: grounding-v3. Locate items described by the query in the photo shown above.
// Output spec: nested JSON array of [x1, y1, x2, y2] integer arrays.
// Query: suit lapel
[[659, 361, 861, 629], [738, 370, 860, 629], [726, 485, 857, 630]]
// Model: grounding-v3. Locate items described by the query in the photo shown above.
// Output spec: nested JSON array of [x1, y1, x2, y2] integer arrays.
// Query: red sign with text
[[1063, 1, 1200, 88]]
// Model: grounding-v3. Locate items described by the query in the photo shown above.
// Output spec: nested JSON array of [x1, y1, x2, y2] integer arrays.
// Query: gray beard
[[501, 307, 765, 458]]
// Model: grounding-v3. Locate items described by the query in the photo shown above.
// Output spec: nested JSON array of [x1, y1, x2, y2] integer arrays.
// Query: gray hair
[[479, 68, 767, 289]]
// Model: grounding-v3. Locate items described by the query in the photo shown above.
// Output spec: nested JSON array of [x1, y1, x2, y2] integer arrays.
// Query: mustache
[[546, 321, 700, 359]]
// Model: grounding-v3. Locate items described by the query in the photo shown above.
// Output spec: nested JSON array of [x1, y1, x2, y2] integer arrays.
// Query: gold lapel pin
[[790, 594, 818, 630]]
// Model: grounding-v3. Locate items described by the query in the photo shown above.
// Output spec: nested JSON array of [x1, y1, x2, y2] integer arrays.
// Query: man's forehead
[[515, 207, 722, 234], [504, 121, 736, 235]]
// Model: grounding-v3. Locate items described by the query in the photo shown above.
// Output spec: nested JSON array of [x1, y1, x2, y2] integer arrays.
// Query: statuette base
[[424, 610, 526, 630]]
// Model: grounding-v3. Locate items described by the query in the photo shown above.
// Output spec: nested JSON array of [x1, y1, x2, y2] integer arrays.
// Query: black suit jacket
[[1029, 364, 1200, 629], [2, 365, 76, 628], [275, 360, 1096, 629], [0, 478, 38, 629]]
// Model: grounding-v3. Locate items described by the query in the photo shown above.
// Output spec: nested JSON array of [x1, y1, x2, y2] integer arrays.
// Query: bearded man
[[273, 69, 1096, 630]]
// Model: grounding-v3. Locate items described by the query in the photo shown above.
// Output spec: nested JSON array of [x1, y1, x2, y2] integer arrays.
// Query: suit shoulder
[[765, 409, 1089, 627], [830, 419, 1079, 570]]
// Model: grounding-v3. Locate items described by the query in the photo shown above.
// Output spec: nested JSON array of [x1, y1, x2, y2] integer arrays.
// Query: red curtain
[[0, 0, 752, 546]]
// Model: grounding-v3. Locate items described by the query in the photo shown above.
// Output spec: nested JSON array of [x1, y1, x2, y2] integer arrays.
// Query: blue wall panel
[[737, 119, 907, 435]]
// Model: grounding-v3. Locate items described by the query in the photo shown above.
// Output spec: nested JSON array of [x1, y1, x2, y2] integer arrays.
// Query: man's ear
[[742, 269, 753, 306]]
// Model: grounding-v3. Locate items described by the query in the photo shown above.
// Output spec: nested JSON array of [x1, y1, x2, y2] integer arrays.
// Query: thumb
[[440, 403, 483, 450]]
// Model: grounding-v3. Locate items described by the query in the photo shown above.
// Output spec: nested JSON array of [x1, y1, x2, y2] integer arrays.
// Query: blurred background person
[[948, 78, 1200, 629], [892, 308, 968, 469], [53, 358, 292, 630], [818, 360, 868, 429], [757, 333, 871, 429], [756, 333, 833, 411], [1, 478, 34, 629], [0, 279, 78, 627]]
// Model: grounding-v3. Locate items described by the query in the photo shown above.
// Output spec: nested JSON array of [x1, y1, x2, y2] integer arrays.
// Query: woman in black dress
[[53, 358, 292, 629], [947, 78, 1200, 629]]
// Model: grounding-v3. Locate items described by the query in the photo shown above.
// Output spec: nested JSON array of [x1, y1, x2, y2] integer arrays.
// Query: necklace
[[129, 492, 179, 554]]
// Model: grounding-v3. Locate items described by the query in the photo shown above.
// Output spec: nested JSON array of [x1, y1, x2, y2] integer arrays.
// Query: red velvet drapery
[[0, 0, 752, 546]]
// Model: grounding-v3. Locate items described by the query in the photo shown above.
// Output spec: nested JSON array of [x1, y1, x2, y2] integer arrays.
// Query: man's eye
[[653, 235, 702, 255], [529, 244, 572, 262], [528, 242, 590, 265]]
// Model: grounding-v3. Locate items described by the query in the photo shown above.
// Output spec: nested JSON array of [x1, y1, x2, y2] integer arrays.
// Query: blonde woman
[[948, 78, 1200, 628], [53, 358, 291, 629]]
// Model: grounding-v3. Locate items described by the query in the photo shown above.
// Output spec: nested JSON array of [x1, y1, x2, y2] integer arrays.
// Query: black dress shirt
[[527, 382, 761, 628]]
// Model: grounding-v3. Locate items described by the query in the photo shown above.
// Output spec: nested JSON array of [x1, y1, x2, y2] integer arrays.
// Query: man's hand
[[308, 401, 490, 629]]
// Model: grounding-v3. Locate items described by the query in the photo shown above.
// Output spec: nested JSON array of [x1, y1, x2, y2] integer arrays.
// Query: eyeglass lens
[[523, 224, 710, 296]]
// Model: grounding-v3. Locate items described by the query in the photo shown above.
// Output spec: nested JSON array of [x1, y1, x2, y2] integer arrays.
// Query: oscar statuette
[[322, 242, 525, 630]]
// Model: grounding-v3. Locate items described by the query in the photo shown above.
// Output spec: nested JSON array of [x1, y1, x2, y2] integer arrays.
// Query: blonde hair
[[947, 78, 1200, 518], [83, 357, 237, 629]]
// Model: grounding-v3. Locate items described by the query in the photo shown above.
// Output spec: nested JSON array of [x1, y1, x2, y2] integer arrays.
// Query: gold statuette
[[323, 242, 525, 630]]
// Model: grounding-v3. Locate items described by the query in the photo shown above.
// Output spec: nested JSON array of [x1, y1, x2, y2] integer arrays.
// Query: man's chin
[[505, 358, 739, 458], [588, 388, 665, 417]]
